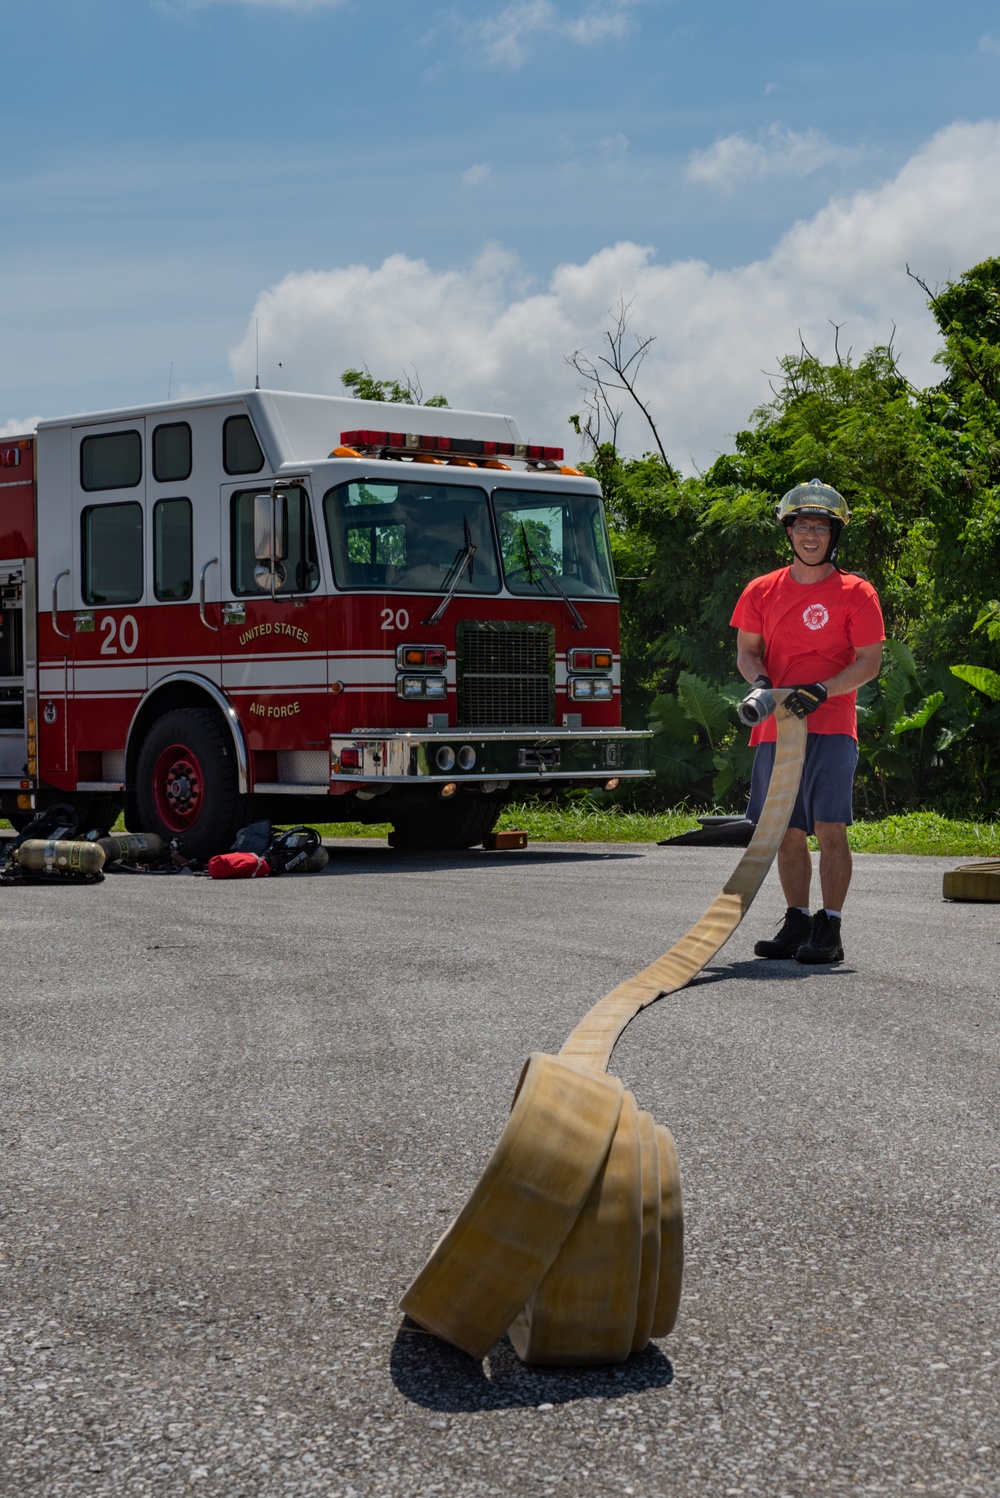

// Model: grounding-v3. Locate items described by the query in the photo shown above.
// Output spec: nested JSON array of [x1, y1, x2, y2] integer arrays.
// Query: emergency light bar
[[338, 430, 565, 463]]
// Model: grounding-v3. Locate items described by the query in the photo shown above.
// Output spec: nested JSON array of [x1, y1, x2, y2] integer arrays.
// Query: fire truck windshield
[[493, 489, 617, 598], [323, 480, 501, 594]]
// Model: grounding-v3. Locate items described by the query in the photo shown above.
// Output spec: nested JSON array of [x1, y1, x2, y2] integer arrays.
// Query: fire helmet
[[775, 478, 850, 566]]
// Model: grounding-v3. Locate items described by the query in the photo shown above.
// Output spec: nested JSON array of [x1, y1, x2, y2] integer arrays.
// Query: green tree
[[575, 261, 1000, 814], [341, 366, 448, 407]]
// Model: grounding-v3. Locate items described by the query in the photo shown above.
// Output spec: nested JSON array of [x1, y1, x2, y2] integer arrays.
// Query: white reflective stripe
[[148, 662, 222, 688], [149, 654, 328, 670], [222, 657, 329, 689], [226, 685, 330, 697], [71, 665, 147, 693]]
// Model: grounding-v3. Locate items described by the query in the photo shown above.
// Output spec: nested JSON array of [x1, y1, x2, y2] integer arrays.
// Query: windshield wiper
[[423, 515, 477, 627], [516, 523, 586, 630]]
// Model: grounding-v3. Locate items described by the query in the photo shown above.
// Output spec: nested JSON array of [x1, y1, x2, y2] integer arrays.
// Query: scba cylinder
[[15, 838, 107, 876], [96, 832, 165, 865]]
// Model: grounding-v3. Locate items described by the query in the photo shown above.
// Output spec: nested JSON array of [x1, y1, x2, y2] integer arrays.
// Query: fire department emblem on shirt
[[802, 603, 829, 631]]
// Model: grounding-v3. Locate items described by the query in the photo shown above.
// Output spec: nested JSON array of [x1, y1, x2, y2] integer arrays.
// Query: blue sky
[[5, 0, 1000, 464]]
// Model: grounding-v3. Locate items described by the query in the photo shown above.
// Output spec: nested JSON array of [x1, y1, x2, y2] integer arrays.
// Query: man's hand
[[785, 682, 828, 718], [753, 674, 773, 690]]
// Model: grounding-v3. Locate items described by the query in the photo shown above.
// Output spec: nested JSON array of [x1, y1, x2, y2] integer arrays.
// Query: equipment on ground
[[401, 693, 808, 1365], [942, 859, 1000, 901]]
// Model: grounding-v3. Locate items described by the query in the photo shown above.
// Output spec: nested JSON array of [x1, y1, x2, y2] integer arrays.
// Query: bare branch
[[907, 262, 996, 402], [567, 295, 679, 479], [828, 320, 846, 367]]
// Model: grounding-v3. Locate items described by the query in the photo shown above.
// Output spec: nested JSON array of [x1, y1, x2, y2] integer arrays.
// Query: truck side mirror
[[254, 489, 288, 563]]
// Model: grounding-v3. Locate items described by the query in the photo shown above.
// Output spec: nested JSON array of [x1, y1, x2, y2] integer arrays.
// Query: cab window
[[154, 498, 193, 600], [223, 415, 265, 475], [230, 486, 320, 596], [82, 502, 144, 604], [153, 422, 192, 483], [80, 430, 142, 492]]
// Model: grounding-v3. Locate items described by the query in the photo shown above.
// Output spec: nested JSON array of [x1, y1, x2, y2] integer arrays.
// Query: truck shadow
[[322, 845, 644, 874], [390, 1320, 673, 1411]]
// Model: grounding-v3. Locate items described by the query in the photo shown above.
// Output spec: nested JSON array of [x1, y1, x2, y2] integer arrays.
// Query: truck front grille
[[458, 621, 555, 727]]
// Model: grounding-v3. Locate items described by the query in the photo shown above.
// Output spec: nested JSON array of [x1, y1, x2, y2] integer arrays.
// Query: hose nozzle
[[737, 686, 777, 728]]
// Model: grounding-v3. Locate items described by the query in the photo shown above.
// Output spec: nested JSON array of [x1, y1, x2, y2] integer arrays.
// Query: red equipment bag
[[206, 853, 271, 880]]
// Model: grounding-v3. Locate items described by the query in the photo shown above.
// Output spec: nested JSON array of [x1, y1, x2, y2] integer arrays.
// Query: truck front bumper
[[329, 728, 651, 786]]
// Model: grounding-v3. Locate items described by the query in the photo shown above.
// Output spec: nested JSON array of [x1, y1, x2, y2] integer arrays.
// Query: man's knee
[[813, 820, 849, 849], [780, 826, 809, 852]]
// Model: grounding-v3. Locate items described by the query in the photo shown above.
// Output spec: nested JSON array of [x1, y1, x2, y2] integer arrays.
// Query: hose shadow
[[390, 1320, 673, 1411]]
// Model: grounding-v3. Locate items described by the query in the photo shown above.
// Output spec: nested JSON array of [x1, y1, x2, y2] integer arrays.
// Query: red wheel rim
[[151, 742, 205, 833]]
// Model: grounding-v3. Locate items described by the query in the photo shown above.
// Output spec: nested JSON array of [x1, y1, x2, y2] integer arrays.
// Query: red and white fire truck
[[0, 390, 650, 855]]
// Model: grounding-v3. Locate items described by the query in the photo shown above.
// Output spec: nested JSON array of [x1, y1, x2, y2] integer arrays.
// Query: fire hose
[[401, 691, 807, 1366]]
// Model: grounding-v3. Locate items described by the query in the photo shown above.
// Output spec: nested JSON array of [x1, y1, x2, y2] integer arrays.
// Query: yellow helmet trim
[[775, 478, 851, 528]]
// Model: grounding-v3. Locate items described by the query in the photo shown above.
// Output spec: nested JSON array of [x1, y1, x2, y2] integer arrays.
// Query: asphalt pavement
[[1, 839, 997, 1496]]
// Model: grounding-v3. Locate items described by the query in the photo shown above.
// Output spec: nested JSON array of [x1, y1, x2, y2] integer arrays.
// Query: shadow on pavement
[[691, 958, 857, 986], [322, 846, 643, 874], [390, 1321, 673, 1411]]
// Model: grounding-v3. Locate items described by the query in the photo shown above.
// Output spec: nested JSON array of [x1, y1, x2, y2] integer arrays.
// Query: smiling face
[[786, 513, 833, 569]]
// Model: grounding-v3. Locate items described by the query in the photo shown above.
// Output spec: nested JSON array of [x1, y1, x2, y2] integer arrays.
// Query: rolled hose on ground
[[942, 859, 1000, 901], [401, 692, 807, 1365]]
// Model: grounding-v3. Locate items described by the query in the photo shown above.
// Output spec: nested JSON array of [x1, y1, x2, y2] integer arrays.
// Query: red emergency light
[[337, 430, 565, 464], [0, 447, 22, 468]]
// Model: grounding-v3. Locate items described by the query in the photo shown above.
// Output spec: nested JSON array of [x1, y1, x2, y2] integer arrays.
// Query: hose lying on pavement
[[401, 694, 807, 1366]]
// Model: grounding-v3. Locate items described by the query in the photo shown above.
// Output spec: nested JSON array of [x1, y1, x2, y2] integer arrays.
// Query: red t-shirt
[[730, 567, 884, 743]]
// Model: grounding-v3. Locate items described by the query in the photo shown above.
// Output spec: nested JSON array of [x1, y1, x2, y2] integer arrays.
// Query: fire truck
[[0, 390, 650, 856]]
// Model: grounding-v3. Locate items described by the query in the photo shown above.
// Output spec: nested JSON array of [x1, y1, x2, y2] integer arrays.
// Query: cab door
[[70, 420, 147, 786], [219, 477, 329, 791], [144, 415, 222, 693]]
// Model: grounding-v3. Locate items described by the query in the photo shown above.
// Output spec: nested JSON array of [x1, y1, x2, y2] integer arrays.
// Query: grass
[[311, 804, 1000, 856], [5, 807, 998, 856]]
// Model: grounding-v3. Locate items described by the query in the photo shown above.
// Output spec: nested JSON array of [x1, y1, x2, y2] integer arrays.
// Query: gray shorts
[[747, 733, 859, 833]]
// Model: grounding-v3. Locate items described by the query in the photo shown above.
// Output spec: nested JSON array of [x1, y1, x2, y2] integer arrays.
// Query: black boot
[[753, 907, 813, 959], [795, 910, 844, 964]]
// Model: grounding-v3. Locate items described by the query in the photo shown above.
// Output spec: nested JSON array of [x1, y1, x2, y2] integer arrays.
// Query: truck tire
[[389, 797, 501, 851], [133, 707, 245, 860]]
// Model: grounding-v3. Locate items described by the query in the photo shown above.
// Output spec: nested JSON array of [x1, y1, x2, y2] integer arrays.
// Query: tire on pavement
[[133, 706, 246, 860]]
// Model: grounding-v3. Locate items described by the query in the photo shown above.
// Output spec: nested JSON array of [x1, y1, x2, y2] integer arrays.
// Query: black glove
[[753, 674, 773, 690], [785, 682, 828, 718]]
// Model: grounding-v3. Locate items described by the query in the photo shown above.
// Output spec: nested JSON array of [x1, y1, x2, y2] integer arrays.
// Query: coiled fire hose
[[401, 693, 808, 1366]]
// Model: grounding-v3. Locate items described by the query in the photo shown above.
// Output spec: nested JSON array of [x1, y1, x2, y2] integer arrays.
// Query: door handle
[[52, 569, 70, 639], [199, 558, 219, 633]]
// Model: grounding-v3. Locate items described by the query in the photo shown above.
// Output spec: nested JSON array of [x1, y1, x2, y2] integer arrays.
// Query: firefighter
[[731, 480, 884, 963]]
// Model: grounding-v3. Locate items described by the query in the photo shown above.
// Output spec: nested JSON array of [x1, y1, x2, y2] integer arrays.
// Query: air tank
[[96, 832, 165, 865], [15, 838, 107, 876]]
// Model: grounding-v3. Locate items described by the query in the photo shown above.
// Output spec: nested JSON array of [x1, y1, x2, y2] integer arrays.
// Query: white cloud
[[229, 122, 1000, 472], [460, 163, 492, 188], [563, 8, 629, 44], [978, 34, 1000, 54], [0, 417, 39, 437], [470, 0, 637, 67], [598, 132, 629, 163], [688, 123, 856, 189]]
